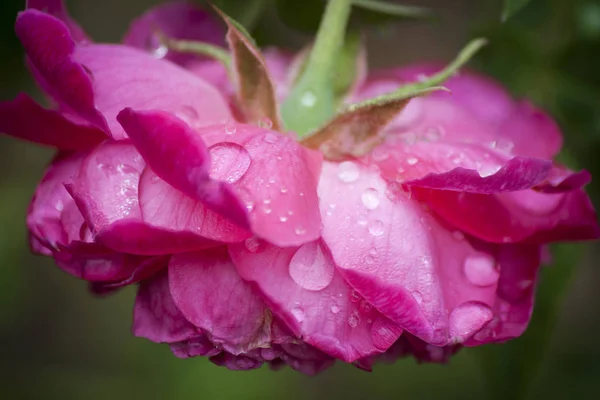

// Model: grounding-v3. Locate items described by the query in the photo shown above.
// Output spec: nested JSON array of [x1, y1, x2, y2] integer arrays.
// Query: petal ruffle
[[230, 239, 402, 362]]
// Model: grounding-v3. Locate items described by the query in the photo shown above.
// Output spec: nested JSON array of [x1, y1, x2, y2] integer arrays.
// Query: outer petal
[[27, 0, 89, 43], [15, 10, 108, 131], [230, 240, 402, 362], [123, 1, 225, 65], [133, 270, 199, 343], [318, 161, 496, 345], [70, 141, 220, 254], [117, 109, 248, 229], [200, 124, 323, 247], [466, 245, 542, 345], [169, 248, 271, 354], [0, 93, 107, 150]]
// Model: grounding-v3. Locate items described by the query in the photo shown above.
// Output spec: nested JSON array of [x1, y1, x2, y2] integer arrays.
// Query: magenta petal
[[117, 109, 249, 229], [0, 93, 107, 150], [133, 270, 199, 343], [138, 169, 250, 243], [200, 124, 323, 247], [230, 240, 402, 362], [466, 245, 541, 345], [533, 168, 592, 193], [15, 10, 108, 131], [318, 162, 497, 345], [26, 0, 89, 43], [123, 1, 225, 65], [75, 45, 233, 140], [169, 248, 270, 354], [404, 157, 552, 193]]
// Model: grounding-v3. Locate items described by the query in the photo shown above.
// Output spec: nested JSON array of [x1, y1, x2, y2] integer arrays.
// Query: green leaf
[[502, 0, 534, 21], [350, 0, 432, 19], [301, 87, 446, 160], [209, 0, 268, 30], [476, 243, 586, 400]]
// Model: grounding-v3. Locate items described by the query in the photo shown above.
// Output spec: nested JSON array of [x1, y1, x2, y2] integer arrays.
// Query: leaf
[[502, 0, 534, 21], [301, 87, 446, 160], [350, 0, 432, 19], [476, 243, 586, 400], [211, 4, 282, 131]]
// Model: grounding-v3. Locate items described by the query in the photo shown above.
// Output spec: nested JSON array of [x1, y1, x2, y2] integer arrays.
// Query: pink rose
[[1, 0, 598, 373]]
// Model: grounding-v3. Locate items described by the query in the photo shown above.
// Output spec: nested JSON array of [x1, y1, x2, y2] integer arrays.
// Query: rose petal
[[169, 248, 270, 354], [231, 239, 403, 362], [27, 0, 90, 43]]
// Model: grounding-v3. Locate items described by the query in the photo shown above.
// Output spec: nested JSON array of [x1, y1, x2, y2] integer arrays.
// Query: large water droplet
[[449, 302, 493, 343], [289, 242, 334, 291], [368, 220, 385, 236], [208, 142, 251, 184], [478, 164, 501, 178], [338, 161, 360, 183], [361, 188, 380, 210], [463, 254, 499, 287]]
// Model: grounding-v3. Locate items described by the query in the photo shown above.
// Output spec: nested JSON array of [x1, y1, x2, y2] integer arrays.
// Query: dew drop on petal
[[289, 242, 334, 291], [368, 220, 385, 236], [478, 164, 501, 178], [244, 237, 261, 253], [350, 290, 361, 303], [294, 227, 306, 235], [449, 302, 493, 343], [406, 156, 419, 165], [463, 254, 499, 287], [208, 142, 251, 183], [258, 117, 273, 129], [279, 216, 288, 222], [357, 213, 368, 226], [330, 305, 340, 314], [225, 123, 237, 135], [291, 304, 305, 323], [361, 188, 380, 210], [348, 312, 360, 328], [262, 132, 279, 144], [338, 161, 360, 183]]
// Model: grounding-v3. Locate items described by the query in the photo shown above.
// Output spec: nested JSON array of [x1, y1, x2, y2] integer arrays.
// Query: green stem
[[164, 38, 232, 69], [395, 38, 488, 96], [281, 0, 353, 136]]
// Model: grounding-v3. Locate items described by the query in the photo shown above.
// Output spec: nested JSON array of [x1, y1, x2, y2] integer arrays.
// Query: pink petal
[[318, 161, 496, 345], [412, 187, 600, 243], [133, 270, 199, 343], [71, 141, 220, 254], [0, 93, 108, 150], [26, 0, 90, 43], [199, 123, 323, 247], [76, 45, 233, 140], [123, 1, 225, 66], [117, 109, 248, 229], [169, 248, 271, 354], [15, 10, 108, 131], [230, 239, 402, 362], [465, 245, 542, 345], [138, 169, 250, 243]]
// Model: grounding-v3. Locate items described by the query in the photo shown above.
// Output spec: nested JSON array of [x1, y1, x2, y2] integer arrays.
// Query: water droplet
[[263, 207, 272, 214], [300, 91, 317, 108], [406, 156, 419, 165], [176, 105, 199, 127], [337, 161, 360, 183], [280, 187, 288, 194], [350, 290, 361, 303], [294, 227, 306, 235], [208, 142, 251, 183], [279, 216, 288, 222], [357, 214, 368, 226], [464, 254, 499, 287], [152, 43, 168, 59], [478, 164, 501, 178], [411, 290, 423, 304], [299, 192, 305, 197], [291, 305, 305, 323], [348, 312, 360, 328], [330, 305, 340, 314], [262, 133, 278, 144], [449, 302, 493, 343], [257, 117, 273, 129], [368, 220, 385, 236], [244, 237, 261, 253], [361, 188, 380, 210], [245, 202, 254, 212], [225, 123, 236, 135], [289, 242, 334, 291]]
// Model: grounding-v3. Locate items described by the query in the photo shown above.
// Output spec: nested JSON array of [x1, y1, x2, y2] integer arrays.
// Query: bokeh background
[[1, 0, 600, 399]]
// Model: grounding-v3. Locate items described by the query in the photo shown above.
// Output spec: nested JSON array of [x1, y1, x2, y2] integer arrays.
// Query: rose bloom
[[1, 1, 598, 374]]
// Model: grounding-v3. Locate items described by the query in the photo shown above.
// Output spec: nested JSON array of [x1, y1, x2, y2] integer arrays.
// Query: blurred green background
[[1, 0, 600, 399]]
